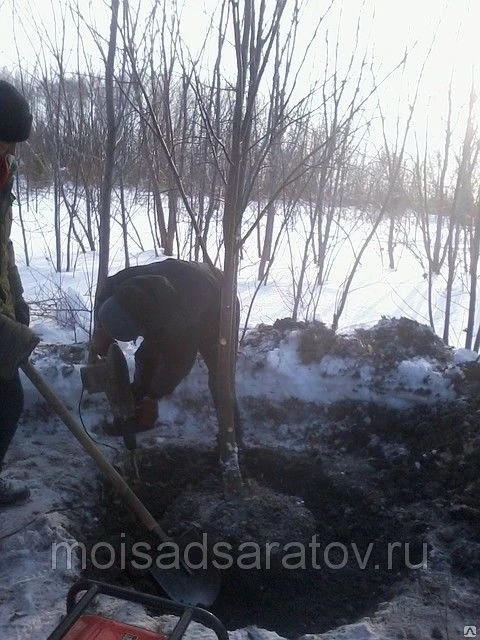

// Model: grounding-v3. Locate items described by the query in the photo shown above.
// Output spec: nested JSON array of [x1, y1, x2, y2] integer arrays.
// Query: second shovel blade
[[149, 564, 221, 607]]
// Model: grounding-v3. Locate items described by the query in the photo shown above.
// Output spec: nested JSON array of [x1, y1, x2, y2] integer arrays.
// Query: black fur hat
[[0, 80, 32, 142]]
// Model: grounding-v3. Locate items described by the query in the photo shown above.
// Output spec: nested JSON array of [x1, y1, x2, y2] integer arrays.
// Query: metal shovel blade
[[149, 564, 221, 607]]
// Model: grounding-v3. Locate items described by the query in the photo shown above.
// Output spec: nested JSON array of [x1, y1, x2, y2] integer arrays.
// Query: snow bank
[[237, 326, 457, 410]]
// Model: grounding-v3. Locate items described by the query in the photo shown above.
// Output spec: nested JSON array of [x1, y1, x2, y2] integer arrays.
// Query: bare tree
[[445, 88, 478, 346], [95, 0, 120, 297], [213, 0, 291, 493]]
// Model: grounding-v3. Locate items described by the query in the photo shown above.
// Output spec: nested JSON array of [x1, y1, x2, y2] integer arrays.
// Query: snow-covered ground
[[1, 193, 479, 638], [11, 189, 478, 349]]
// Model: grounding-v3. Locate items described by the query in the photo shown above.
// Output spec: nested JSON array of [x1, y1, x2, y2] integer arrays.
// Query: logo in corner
[[464, 626, 477, 638]]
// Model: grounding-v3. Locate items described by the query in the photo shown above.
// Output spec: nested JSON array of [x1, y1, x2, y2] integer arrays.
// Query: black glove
[[14, 297, 30, 326], [0, 313, 39, 379]]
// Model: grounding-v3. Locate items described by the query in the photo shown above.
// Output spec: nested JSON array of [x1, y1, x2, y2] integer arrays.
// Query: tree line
[[3, 0, 480, 349]]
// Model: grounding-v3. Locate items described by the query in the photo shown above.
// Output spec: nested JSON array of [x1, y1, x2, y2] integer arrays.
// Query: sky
[[363, 0, 480, 147], [1, 0, 479, 148]]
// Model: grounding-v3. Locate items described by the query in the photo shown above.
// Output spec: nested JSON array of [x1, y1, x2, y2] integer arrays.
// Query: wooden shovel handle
[[20, 359, 169, 544]]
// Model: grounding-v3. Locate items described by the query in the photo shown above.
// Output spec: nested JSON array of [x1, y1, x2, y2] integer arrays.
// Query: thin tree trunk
[[14, 172, 30, 267], [465, 209, 480, 349], [54, 170, 62, 272], [387, 213, 396, 269], [95, 0, 119, 298], [119, 175, 130, 268], [443, 220, 460, 344], [258, 205, 275, 281]]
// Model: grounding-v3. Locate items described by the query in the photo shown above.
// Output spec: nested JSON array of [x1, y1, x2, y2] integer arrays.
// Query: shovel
[[0, 314, 220, 606], [21, 359, 221, 606]]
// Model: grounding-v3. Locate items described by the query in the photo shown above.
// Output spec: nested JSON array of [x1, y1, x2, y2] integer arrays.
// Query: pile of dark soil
[[161, 479, 316, 549], [354, 316, 453, 364], [294, 316, 453, 367]]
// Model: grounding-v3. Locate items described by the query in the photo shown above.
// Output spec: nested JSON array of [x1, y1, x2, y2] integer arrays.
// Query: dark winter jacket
[[0, 156, 29, 325], [96, 259, 223, 343], [94, 259, 233, 403]]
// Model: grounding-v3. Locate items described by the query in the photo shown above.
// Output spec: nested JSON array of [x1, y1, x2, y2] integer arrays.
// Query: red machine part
[[46, 580, 229, 640], [60, 614, 168, 640]]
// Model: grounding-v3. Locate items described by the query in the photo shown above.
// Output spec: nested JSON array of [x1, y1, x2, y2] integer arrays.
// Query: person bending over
[[91, 259, 239, 435]]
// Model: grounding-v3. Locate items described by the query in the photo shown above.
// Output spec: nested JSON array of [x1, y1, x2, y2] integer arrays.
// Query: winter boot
[[103, 399, 158, 437], [0, 477, 30, 506], [134, 397, 159, 430]]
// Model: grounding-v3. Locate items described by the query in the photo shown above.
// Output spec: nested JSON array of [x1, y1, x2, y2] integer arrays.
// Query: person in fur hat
[[91, 259, 239, 436], [0, 80, 33, 505]]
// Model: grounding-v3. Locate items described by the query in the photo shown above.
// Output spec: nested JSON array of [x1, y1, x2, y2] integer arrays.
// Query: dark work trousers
[[133, 330, 243, 445], [0, 372, 24, 467]]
